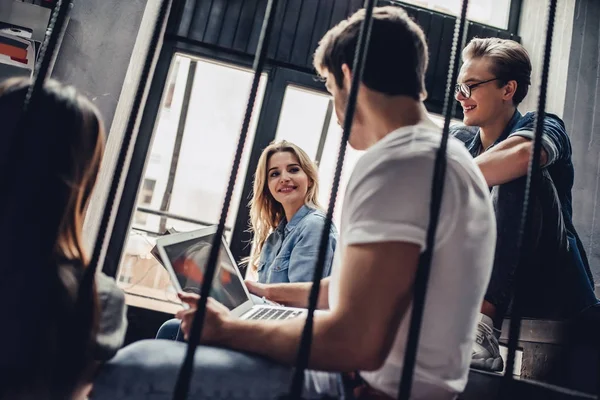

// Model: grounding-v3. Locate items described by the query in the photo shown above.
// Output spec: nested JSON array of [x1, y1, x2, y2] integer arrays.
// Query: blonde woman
[[247, 140, 338, 284], [156, 140, 337, 341]]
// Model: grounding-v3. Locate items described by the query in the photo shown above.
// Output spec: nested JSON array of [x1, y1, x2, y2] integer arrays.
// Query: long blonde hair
[[248, 140, 323, 270]]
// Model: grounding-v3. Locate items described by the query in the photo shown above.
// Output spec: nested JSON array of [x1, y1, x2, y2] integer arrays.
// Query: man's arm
[[475, 114, 570, 187], [245, 278, 331, 309], [475, 135, 548, 187], [180, 242, 420, 372]]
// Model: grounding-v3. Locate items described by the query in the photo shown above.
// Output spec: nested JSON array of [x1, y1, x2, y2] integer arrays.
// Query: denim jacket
[[450, 110, 575, 224], [257, 205, 338, 284]]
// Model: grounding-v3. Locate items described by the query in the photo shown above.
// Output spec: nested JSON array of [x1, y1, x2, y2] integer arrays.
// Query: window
[[163, 58, 181, 109], [134, 179, 156, 225], [118, 54, 267, 312], [399, 0, 512, 30], [274, 83, 460, 229], [274, 85, 332, 160]]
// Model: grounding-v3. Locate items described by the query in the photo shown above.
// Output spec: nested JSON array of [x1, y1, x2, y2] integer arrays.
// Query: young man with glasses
[[451, 37, 599, 373]]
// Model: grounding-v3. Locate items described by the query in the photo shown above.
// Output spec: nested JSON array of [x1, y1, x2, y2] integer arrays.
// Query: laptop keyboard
[[246, 307, 303, 321]]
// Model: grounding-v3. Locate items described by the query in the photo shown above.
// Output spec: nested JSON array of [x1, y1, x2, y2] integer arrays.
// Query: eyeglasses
[[454, 78, 501, 99]]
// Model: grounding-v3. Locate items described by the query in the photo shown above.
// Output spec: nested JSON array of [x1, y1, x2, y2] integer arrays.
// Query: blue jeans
[[156, 318, 185, 342], [92, 340, 342, 399], [486, 170, 599, 325]]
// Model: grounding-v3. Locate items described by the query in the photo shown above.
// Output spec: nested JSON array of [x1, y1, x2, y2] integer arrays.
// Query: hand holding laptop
[[176, 292, 229, 343], [244, 279, 266, 296], [155, 226, 303, 321], [245, 280, 283, 307]]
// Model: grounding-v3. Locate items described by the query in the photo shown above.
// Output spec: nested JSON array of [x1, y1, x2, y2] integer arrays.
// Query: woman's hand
[[245, 279, 268, 298], [176, 292, 231, 343]]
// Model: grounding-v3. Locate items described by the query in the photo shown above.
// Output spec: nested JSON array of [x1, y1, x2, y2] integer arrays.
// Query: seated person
[[93, 7, 496, 400], [0, 78, 127, 399], [248, 139, 337, 284], [156, 140, 337, 340], [450, 38, 599, 372]]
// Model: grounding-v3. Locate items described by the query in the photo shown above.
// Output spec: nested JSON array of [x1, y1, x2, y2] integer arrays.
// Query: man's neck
[[479, 106, 517, 150], [361, 94, 427, 146]]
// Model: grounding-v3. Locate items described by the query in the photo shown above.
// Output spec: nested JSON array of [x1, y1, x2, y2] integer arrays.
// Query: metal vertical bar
[[314, 99, 334, 167], [171, 1, 279, 398], [507, 0, 523, 35], [502, 0, 558, 390], [285, 1, 376, 399], [22, 0, 72, 113], [158, 60, 197, 233], [397, 0, 469, 398]]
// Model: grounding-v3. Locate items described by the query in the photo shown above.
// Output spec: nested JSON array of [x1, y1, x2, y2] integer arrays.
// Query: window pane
[[318, 121, 364, 229], [274, 85, 331, 159], [117, 55, 267, 311], [399, 0, 511, 30]]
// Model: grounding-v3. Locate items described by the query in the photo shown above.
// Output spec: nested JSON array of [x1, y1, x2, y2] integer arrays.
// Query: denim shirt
[[257, 205, 338, 284], [450, 110, 575, 226]]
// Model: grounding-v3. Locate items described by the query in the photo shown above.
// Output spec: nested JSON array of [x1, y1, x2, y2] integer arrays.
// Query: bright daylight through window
[[399, 0, 512, 30], [116, 55, 267, 313]]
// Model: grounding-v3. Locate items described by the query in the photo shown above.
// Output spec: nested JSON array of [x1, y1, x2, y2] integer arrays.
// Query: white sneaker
[[471, 314, 504, 372]]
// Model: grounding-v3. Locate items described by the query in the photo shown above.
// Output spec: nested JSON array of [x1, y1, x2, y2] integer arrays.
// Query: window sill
[[122, 285, 183, 315]]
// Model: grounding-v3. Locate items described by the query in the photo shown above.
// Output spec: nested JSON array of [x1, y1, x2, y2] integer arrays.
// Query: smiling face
[[455, 57, 515, 127], [266, 151, 310, 214]]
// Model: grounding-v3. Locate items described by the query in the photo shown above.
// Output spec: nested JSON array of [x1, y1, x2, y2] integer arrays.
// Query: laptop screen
[[162, 234, 249, 310]]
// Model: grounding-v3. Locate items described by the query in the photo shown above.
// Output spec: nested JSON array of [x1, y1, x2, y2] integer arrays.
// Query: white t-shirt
[[328, 119, 496, 399]]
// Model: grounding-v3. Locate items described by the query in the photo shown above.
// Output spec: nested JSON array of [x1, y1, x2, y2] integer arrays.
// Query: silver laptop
[[155, 226, 306, 321]]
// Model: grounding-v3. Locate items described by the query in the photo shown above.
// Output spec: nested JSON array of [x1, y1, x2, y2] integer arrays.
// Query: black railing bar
[[398, 0, 469, 398], [171, 0, 279, 398], [502, 0, 557, 389], [136, 206, 232, 231], [285, 1, 376, 399]]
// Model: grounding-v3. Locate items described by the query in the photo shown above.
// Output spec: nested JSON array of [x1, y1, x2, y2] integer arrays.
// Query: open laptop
[[154, 226, 306, 321]]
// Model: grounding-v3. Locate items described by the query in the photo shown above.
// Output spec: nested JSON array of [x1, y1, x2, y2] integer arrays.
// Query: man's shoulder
[[353, 134, 476, 186], [516, 111, 567, 132], [356, 124, 477, 171]]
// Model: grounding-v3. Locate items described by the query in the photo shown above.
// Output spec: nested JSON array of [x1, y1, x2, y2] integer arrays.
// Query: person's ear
[[341, 63, 352, 90], [502, 80, 517, 103]]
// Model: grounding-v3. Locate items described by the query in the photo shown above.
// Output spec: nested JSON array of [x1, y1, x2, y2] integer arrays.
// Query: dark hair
[[462, 37, 532, 105], [0, 77, 105, 398], [313, 6, 429, 100]]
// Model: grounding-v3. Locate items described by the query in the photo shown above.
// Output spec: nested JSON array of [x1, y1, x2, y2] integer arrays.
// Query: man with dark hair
[[94, 7, 496, 400], [451, 37, 599, 372]]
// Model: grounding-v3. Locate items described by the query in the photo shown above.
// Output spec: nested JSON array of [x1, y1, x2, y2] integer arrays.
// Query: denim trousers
[[485, 169, 598, 325], [91, 339, 342, 400], [156, 318, 185, 342]]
